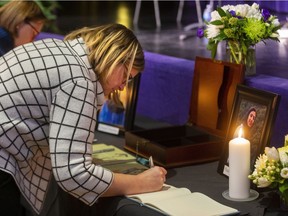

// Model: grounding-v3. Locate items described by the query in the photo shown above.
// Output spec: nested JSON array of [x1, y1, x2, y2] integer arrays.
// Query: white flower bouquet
[[197, 2, 281, 74], [249, 135, 288, 206]]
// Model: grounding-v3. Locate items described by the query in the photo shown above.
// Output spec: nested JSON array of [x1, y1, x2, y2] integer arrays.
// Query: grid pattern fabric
[[0, 38, 113, 213]]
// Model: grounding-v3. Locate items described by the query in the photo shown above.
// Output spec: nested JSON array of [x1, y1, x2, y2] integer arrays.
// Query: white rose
[[251, 3, 260, 10], [222, 5, 234, 13], [257, 177, 272, 187], [265, 147, 280, 162], [246, 4, 262, 20], [210, 10, 221, 22], [206, 24, 222, 39], [270, 32, 279, 38], [272, 18, 280, 27], [278, 146, 288, 166], [285, 134, 288, 146], [281, 168, 288, 179], [234, 4, 249, 17]]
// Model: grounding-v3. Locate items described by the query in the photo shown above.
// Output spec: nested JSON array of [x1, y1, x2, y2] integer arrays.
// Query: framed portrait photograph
[[96, 74, 141, 136], [217, 84, 280, 177]]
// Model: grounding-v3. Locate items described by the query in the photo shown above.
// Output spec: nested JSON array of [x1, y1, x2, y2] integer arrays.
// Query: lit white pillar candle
[[229, 126, 250, 199]]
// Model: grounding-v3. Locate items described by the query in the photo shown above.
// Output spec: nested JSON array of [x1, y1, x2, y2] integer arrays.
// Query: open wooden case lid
[[188, 56, 245, 137]]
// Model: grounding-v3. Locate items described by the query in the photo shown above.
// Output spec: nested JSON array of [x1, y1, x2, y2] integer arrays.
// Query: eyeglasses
[[128, 74, 133, 82], [121, 74, 134, 86], [25, 21, 40, 36]]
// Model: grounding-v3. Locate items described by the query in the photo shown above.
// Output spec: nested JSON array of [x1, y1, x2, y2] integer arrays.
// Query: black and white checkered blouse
[[0, 38, 113, 213]]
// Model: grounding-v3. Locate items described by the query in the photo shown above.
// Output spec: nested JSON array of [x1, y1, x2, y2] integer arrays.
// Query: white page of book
[[128, 187, 238, 216]]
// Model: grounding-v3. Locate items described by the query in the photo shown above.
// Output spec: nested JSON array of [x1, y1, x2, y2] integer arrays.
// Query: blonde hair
[[0, 0, 46, 37], [64, 23, 145, 82]]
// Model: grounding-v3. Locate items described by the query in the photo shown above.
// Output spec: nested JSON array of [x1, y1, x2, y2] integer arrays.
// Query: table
[[92, 131, 288, 216], [28, 129, 287, 216]]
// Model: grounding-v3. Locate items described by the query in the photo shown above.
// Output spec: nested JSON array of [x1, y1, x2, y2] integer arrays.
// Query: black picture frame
[[96, 74, 141, 136], [217, 84, 280, 177]]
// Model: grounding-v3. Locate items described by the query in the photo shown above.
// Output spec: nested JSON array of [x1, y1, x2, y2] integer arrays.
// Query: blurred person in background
[[0, 0, 56, 56]]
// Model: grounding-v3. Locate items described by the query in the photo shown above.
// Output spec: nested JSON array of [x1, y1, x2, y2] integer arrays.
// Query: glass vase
[[226, 41, 256, 76]]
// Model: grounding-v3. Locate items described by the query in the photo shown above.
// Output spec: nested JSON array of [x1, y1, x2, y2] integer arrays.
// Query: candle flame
[[238, 124, 243, 138]]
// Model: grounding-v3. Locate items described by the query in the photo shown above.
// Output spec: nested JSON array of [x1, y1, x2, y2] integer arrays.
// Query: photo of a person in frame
[[234, 100, 267, 169], [234, 107, 257, 140], [219, 86, 279, 178], [225, 100, 267, 171]]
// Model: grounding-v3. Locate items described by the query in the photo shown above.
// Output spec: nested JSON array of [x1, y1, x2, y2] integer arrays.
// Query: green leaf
[[34, 0, 60, 20], [217, 7, 227, 17], [225, 10, 232, 19], [237, 19, 246, 25], [210, 20, 223, 26], [0, 1, 7, 7], [206, 40, 214, 51], [279, 184, 288, 206], [217, 32, 227, 41], [279, 181, 288, 193], [273, 26, 282, 31], [207, 40, 218, 59]]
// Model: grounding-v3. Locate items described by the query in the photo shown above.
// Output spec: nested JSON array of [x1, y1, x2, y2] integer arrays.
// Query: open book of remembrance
[[127, 185, 239, 216]]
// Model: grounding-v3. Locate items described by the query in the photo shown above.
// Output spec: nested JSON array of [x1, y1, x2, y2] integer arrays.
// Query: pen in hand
[[149, 156, 154, 168]]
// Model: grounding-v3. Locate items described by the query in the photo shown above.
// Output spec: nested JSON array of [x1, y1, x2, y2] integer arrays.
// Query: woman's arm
[[103, 166, 167, 196]]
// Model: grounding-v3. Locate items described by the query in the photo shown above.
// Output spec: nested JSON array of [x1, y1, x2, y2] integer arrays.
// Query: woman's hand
[[103, 166, 167, 196], [135, 166, 167, 193]]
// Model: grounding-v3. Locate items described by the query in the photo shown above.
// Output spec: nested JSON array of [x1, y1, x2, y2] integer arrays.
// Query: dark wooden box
[[125, 56, 244, 168], [125, 125, 224, 168]]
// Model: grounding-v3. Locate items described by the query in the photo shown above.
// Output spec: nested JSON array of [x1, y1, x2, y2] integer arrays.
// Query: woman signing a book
[[0, 23, 167, 216]]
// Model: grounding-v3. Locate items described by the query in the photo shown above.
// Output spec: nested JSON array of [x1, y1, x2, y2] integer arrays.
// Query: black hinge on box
[[125, 56, 245, 168]]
